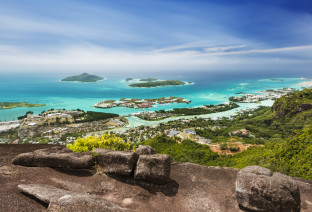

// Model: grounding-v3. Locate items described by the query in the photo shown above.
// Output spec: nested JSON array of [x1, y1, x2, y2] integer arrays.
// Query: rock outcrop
[[48, 193, 130, 212], [12, 146, 170, 183], [12, 147, 94, 169], [95, 149, 138, 176], [236, 166, 301, 212], [134, 154, 171, 184], [18, 184, 130, 212], [3, 144, 312, 212], [135, 145, 156, 155]]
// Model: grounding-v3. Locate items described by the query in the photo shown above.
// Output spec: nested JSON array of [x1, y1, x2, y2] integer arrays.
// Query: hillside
[[142, 88, 312, 180], [272, 88, 312, 125], [61, 73, 104, 82]]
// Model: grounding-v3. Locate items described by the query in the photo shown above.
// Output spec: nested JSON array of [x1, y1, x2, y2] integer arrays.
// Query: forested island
[[136, 102, 239, 120], [129, 80, 185, 88], [0, 102, 46, 110], [61, 73, 104, 82]]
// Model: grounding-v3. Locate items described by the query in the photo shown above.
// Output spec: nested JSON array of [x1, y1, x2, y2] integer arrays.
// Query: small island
[[270, 79, 284, 82], [0, 102, 46, 110], [61, 73, 104, 83], [93, 96, 191, 109], [129, 80, 185, 88]]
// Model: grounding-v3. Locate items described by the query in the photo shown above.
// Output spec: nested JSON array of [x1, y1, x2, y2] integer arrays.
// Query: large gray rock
[[48, 193, 130, 212], [12, 152, 34, 166], [236, 166, 301, 212], [12, 148, 94, 169], [18, 184, 129, 212], [134, 154, 171, 184], [18, 184, 73, 204], [135, 145, 156, 155], [95, 150, 138, 176]]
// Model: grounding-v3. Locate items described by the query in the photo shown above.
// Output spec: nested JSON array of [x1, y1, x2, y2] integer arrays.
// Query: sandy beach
[[295, 80, 312, 87]]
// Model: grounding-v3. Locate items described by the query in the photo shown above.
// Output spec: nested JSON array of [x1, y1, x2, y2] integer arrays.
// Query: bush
[[67, 133, 131, 153]]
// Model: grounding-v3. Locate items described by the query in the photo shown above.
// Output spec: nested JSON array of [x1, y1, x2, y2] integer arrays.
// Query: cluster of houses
[[230, 88, 298, 103], [93, 97, 190, 109], [231, 129, 255, 138], [24, 110, 83, 128], [168, 128, 211, 144]]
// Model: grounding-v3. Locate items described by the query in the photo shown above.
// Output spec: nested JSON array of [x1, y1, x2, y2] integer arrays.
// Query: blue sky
[[0, 0, 312, 72]]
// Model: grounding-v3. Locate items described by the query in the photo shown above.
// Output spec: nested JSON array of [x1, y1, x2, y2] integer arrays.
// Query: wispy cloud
[[204, 45, 247, 52], [0, 43, 311, 72], [200, 45, 312, 56]]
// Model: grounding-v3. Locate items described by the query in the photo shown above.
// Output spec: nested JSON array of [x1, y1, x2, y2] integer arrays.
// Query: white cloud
[[0, 43, 311, 73], [199, 45, 312, 56]]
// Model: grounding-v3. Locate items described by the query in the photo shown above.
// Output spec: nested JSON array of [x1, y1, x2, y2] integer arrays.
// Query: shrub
[[67, 133, 131, 153]]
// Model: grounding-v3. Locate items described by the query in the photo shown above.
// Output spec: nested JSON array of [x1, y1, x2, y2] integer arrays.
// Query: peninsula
[[136, 102, 239, 120], [0, 102, 46, 110], [229, 88, 298, 103], [129, 80, 185, 88], [93, 96, 190, 109], [61, 73, 104, 83]]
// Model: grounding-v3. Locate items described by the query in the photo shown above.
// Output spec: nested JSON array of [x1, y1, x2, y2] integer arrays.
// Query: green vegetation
[[125, 78, 133, 81], [141, 136, 219, 165], [141, 126, 312, 180], [61, 73, 103, 82], [67, 133, 131, 152], [138, 102, 239, 121], [0, 102, 45, 110], [76, 111, 119, 122], [129, 80, 185, 88], [229, 96, 248, 102], [169, 102, 239, 116], [0, 129, 19, 140], [272, 88, 312, 119], [18, 111, 33, 120], [140, 88, 312, 180]]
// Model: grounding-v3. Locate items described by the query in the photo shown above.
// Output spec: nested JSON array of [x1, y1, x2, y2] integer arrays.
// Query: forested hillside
[[141, 88, 312, 180]]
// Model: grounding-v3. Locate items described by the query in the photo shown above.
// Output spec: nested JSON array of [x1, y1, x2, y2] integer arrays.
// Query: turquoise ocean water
[[0, 71, 310, 122]]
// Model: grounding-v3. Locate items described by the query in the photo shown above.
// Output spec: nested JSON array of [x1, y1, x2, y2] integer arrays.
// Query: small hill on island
[[61, 73, 104, 83], [129, 80, 185, 88]]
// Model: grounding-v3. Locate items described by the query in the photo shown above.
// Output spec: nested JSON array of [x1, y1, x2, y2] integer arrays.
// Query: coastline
[[0, 76, 305, 122], [108, 99, 275, 132], [295, 80, 312, 87]]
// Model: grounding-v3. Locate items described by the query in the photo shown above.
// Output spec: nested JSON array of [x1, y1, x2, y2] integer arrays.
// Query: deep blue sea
[[0, 70, 311, 122]]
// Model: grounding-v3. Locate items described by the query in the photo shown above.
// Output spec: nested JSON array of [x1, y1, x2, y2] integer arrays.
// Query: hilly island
[[61, 73, 104, 82], [129, 80, 186, 88]]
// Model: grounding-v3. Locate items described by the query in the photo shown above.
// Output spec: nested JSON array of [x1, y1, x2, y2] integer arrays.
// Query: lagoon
[[0, 71, 309, 127]]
